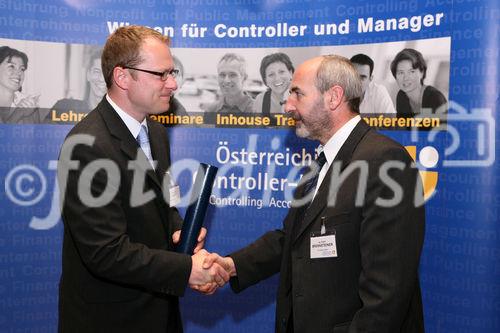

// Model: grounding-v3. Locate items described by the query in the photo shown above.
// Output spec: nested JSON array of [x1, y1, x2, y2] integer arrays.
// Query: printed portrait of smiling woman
[[253, 52, 294, 115], [0, 46, 47, 123], [390, 48, 447, 118]]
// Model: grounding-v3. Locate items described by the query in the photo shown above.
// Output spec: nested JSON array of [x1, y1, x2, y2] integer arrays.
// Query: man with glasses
[[51, 46, 107, 117], [57, 25, 229, 333], [157, 55, 190, 121]]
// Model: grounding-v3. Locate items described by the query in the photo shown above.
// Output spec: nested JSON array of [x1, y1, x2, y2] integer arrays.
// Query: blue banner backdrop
[[0, 1, 499, 332]]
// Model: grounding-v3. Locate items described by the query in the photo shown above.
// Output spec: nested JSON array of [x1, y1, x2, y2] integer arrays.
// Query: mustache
[[288, 111, 301, 121]]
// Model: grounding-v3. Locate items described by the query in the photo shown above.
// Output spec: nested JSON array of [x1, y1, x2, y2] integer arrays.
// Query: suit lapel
[[97, 98, 162, 190], [146, 118, 176, 241], [147, 118, 169, 183], [292, 120, 372, 243]]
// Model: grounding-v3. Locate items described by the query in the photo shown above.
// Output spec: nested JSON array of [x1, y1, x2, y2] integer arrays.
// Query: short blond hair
[[218, 53, 247, 77], [101, 25, 170, 88]]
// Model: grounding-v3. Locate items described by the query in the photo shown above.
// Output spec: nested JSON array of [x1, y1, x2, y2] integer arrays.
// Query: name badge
[[169, 185, 181, 207], [310, 230, 337, 259], [165, 171, 181, 207]]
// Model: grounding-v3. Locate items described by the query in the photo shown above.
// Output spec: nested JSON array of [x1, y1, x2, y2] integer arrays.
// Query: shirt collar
[[106, 94, 148, 139], [319, 115, 361, 166], [12, 91, 23, 107], [215, 93, 252, 112]]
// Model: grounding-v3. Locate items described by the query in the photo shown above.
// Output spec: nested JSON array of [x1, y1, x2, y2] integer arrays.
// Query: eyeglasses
[[123, 66, 179, 81]]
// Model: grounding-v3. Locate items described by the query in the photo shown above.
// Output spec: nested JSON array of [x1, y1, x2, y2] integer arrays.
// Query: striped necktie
[[136, 125, 154, 168], [291, 151, 327, 239], [302, 151, 327, 198]]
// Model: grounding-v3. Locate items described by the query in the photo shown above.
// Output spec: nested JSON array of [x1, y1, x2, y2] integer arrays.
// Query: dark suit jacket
[[58, 98, 191, 333], [396, 85, 447, 117], [230, 120, 425, 333]]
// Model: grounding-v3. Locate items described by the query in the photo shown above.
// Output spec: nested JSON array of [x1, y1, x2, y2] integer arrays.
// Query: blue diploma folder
[[176, 163, 218, 254]]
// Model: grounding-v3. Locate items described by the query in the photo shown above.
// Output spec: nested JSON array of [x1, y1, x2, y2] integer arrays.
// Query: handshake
[[173, 228, 236, 295], [189, 249, 236, 295]]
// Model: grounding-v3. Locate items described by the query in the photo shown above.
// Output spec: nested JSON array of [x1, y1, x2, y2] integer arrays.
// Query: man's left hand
[[172, 227, 207, 253]]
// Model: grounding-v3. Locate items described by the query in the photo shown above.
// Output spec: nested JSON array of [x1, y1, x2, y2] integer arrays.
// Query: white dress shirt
[[360, 81, 396, 114], [313, 115, 362, 197], [106, 94, 148, 138]]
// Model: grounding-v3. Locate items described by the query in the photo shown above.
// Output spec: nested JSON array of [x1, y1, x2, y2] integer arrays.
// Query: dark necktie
[[302, 151, 327, 200], [286, 151, 328, 330], [291, 152, 327, 239]]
